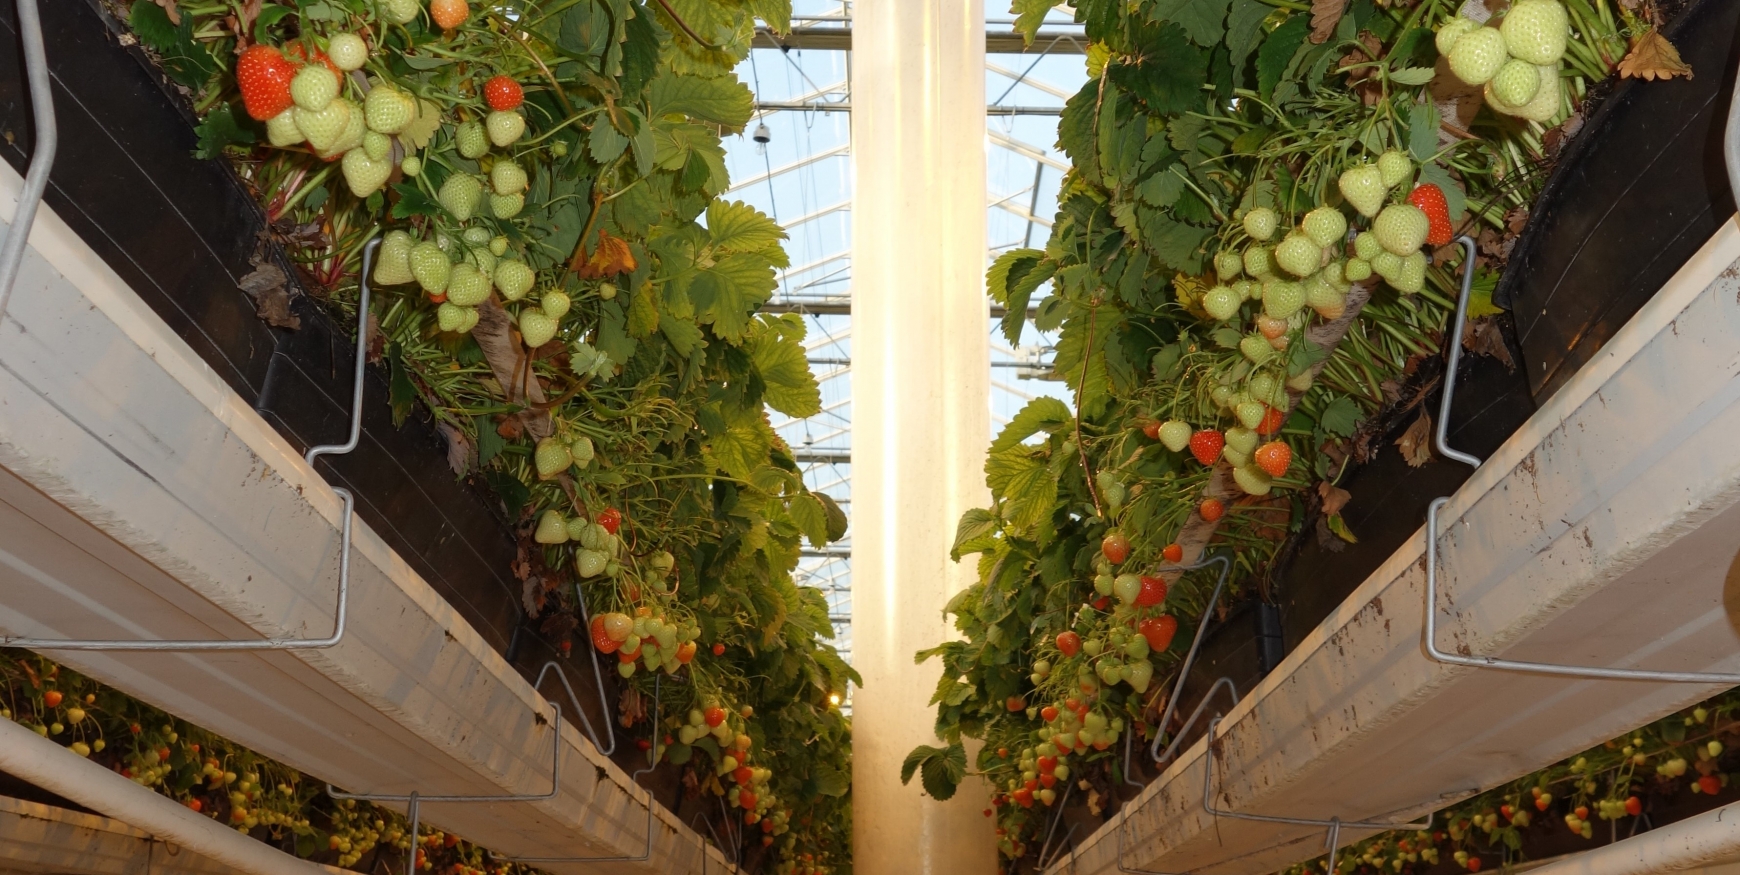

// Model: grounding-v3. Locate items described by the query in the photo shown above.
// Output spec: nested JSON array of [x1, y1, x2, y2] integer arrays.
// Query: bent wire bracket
[[527, 587, 618, 755], [0, 0, 56, 321], [1202, 716, 1432, 875], [327, 699, 565, 875], [1422, 235, 1740, 683], [506, 672, 664, 865], [1, 236, 383, 651], [1147, 554, 1234, 764], [1115, 677, 1239, 875]]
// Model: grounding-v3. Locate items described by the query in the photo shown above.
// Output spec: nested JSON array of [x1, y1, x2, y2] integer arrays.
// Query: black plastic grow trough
[[0, 0, 708, 829]]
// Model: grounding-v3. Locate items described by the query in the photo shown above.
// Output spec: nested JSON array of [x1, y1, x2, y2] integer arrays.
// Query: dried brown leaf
[[1464, 316, 1517, 371], [437, 420, 473, 477], [1317, 481, 1352, 516], [365, 311, 385, 363], [1397, 412, 1434, 467], [237, 260, 300, 329], [473, 298, 552, 440], [1310, 0, 1347, 43], [1618, 31, 1692, 81]]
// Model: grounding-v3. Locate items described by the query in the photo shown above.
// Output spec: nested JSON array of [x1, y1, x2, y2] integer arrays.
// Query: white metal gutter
[[1513, 800, 1740, 875], [0, 166, 731, 871], [1051, 219, 1740, 875], [0, 720, 333, 875]]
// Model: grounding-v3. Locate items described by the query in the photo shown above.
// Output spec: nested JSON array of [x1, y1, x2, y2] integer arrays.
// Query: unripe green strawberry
[[410, 241, 451, 293], [1323, 260, 1350, 290], [1223, 444, 1250, 468], [565, 516, 588, 541], [363, 86, 414, 134], [1501, 0, 1567, 64], [341, 148, 392, 197], [1242, 207, 1278, 242], [535, 436, 573, 479], [1436, 17, 1480, 55], [1214, 250, 1243, 280], [1274, 234, 1322, 277], [1233, 278, 1258, 301], [438, 174, 484, 221], [1202, 284, 1242, 321], [1243, 245, 1274, 278], [266, 108, 303, 147], [1377, 151, 1414, 188], [1393, 251, 1428, 294], [436, 302, 468, 332], [328, 33, 369, 71], [294, 100, 352, 153], [1492, 58, 1541, 107], [381, 0, 420, 24], [1374, 204, 1430, 256], [1345, 257, 1372, 282], [534, 509, 569, 543], [1263, 279, 1306, 320], [490, 236, 509, 257], [360, 130, 389, 162], [1307, 273, 1347, 319], [1158, 420, 1192, 452], [291, 65, 339, 112], [1240, 334, 1275, 364], [1302, 206, 1347, 249], [1248, 374, 1284, 409], [486, 110, 525, 147], [1354, 231, 1382, 260], [1233, 464, 1273, 496], [1338, 164, 1387, 218], [462, 227, 491, 246], [460, 307, 479, 333], [1486, 63, 1562, 122], [319, 100, 366, 157], [541, 290, 571, 319], [1235, 400, 1268, 430], [570, 435, 595, 467], [1211, 384, 1237, 408], [493, 260, 535, 300], [467, 246, 495, 279], [456, 120, 490, 159], [577, 549, 609, 578], [446, 263, 491, 306], [401, 155, 422, 176], [374, 231, 416, 286], [1449, 27, 1508, 85], [520, 309, 558, 348], [490, 160, 527, 195], [490, 192, 524, 218], [1370, 250, 1402, 282], [1225, 426, 1259, 455]]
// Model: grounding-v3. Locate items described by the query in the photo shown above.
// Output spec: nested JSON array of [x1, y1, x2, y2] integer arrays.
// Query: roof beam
[[754, 27, 1086, 54]]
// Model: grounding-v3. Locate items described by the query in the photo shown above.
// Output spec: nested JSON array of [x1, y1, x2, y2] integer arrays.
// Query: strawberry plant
[[113, 0, 855, 869], [903, 0, 1692, 864]]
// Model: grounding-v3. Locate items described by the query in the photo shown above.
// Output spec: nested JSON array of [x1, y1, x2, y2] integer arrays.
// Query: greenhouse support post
[[0, 716, 328, 875], [849, 0, 996, 870]]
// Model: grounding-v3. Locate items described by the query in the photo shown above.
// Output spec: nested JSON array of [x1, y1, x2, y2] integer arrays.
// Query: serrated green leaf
[[1408, 100, 1442, 160], [193, 104, 255, 160], [650, 73, 754, 130], [708, 402, 774, 480], [1391, 66, 1436, 86], [1257, 14, 1309, 99], [919, 743, 966, 800], [659, 311, 706, 357], [1150, 0, 1232, 47], [690, 253, 778, 343], [1319, 395, 1362, 437], [1226, 0, 1270, 75], [901, 744, 944, 785], [1109, 24, 1208, 116], [952, 508, 1002, 560], [986, 450, 1059, 530], [790, 493, 829, 547], [812, 761, 849, 796], [1057, 81, 1102, 185], [708, 199, 787, 254], [400, 100, 443, 152], [990, 397, 1074, 453]]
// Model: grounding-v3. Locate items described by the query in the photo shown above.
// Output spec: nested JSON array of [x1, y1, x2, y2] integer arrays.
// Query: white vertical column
[[850, 0, 994, 870]]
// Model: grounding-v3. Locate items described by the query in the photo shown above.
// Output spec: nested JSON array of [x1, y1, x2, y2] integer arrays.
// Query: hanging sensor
[[753, 122, 772, 144]]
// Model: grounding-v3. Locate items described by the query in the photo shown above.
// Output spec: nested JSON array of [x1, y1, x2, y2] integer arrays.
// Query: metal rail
[[0, 0, 56, 324], [1422, 236, 1740, 683], [1, 236, 383, 651]]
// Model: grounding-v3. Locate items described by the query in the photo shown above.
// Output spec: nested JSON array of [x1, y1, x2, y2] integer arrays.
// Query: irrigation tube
[[1521, 801, 1740, 875], [0, 717, 327, 875]]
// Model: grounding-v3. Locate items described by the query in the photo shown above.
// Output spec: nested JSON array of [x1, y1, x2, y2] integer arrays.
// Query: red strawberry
[[1161, 543, 1183, 563], [1040, 705, 1058, 722], [484, 75, 524, 111], [1137, 616, 1177, 652], [1256, 405, 1285, 435], [284, 43, 342, 79], [1199, 498, 1224, 522], [1254, 441, 1292, 477], [1408, 183, 1454, 247], [1136, 575, 1167, 606], [1700, 775, 1722, 795], [236, 45, 296, 120], [1624, 796, 1642, 816], [1188, 430, 1224, 466], [597, 507, 622, 534], [1101, 532, 1130, 564], [1055, 631, 1081, 657]]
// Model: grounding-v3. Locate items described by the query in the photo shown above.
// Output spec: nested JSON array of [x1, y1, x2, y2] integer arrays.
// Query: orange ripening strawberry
[[1255, 405, 1285, 435], [431, 0, 470, 30], [236, 45, 297, 120], [1408, 183, 1454, 247], [484, 75, 523, 111], [1189, 429, 1223, 466], [284, 43, 342, 78], [1254, 440, 1292, 477], [1199, 497, 1224, 522]]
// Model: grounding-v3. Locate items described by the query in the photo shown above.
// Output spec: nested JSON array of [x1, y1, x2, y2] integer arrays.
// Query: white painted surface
[[1054, 222, 1740, 875], [0, 794, 314, 875], [0, 166, 727, 872], [1522, 801, 1740, 875], [849, 0, 997, 870]]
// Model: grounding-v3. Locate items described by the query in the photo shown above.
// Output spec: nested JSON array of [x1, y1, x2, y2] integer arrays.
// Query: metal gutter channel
[[0, 160, 730, 872], [1054, 221, 1740, 875]]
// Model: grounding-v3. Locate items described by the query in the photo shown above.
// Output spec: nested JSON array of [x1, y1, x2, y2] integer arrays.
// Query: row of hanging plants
[[901, 0, 1692, 867], [111, 0, 850, 872]]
